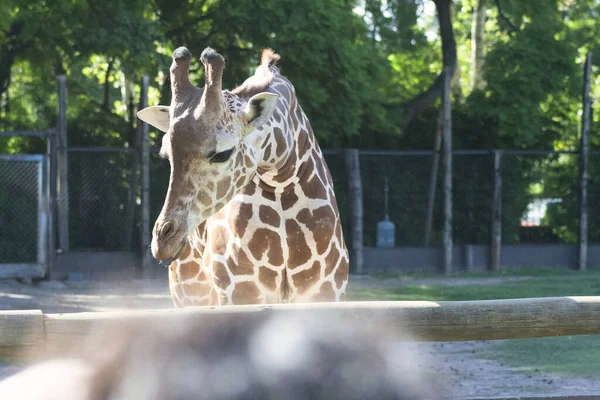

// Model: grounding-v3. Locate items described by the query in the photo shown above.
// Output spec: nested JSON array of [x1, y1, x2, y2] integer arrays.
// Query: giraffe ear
[[243, 92, 278, 129], [137, 106, 170, 133]]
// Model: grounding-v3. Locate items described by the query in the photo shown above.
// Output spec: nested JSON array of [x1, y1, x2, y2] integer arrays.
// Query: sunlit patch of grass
[[479, 335, 600, 379], [349, 270, 600, 302], [348, 268, 600, 378]]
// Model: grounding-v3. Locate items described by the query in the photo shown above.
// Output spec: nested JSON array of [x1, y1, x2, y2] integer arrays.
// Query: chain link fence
[[349, 150, 591, 248], [25, 147, 597, 252], [0, 156, 45, 264], [67, 149, 139, 251]]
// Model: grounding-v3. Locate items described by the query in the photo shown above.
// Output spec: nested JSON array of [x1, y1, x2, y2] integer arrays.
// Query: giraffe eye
[[210, 148, 234, 163]]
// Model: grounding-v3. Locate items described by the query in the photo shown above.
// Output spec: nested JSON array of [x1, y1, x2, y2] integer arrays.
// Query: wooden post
[[124, 95, 141, 250], [490, 150, 503, 272], [464, 244, 474, 273], [345, 149, 363, 274], [46, 133, 58, 279], [442, 67, 453, 275], [56, 76, 69, 253], [579, 52, 592, 271], [139, 76, 152, 279], [424, 108, 443, 246]]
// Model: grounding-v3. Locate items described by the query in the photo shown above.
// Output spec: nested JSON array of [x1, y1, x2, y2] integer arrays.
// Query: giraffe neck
[[253, 74, 314, 192]]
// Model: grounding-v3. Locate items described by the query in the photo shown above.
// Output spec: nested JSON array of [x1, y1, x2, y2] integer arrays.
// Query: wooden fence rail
[[2, 297, 600, 360]]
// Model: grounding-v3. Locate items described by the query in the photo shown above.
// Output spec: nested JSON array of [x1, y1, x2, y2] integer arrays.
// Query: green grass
[[478, 335, 600, 379], [367, 266, 582, 280], [348, 269, 600, 302], [348, 268, 600, 379]]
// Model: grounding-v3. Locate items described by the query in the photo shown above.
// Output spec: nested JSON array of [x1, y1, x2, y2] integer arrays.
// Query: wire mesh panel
[[68, 149, 139, 250], [149, 151, 170, 225], [322, 151, 349, 246], [0, 156, 45, 264], [501, 152, 578, 245], [587, 153, 600, 242], [453, 153, 494, 245], [359, 152, 434, 247]]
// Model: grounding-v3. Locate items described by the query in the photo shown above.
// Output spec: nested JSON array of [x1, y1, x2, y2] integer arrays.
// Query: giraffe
[[137, 46, 349, 306]]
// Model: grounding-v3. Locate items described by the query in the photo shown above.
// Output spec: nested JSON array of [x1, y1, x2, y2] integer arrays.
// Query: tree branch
[[102, 58, 114, 112], [402, 0, 457, 129], [494, 0, 518, 34]]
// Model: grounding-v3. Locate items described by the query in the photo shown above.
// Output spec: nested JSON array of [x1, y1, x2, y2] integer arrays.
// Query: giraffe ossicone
[[137, 46, 350, 306]]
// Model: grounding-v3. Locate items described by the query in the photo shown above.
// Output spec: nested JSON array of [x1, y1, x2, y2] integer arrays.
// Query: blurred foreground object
[[0, 312, 442, 399]]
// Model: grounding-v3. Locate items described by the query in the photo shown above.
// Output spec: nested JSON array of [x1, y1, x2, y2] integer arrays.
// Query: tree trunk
[[579, 52, 592, 271], [0, 21, 26, 101], [345, 149, 363, 274], [470, 0, 487, 92], [402, 0, 457, 129], [102, 59, 114, 112], [424, 107, 444, 246]]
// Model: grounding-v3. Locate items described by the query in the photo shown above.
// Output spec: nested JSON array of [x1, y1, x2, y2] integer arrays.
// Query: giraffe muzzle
[[151, 219, 187, 261], [159, 240, 186, 266]]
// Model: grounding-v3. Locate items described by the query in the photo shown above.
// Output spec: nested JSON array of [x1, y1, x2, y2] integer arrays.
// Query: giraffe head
[[138, 47, 279, 261]]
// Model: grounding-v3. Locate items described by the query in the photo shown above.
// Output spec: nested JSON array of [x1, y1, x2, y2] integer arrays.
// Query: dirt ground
[[1, 276, 599, 399]]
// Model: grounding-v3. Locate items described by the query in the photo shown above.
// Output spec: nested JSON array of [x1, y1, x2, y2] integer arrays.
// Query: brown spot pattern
[[243, 182, 256, 196], [229, 251, 255, 275], [210, 225, 228, 255], [232, 282, 261, 304], [216, 177, 231, 199], [273, 127, 286, 156], [292, 261, 321, 294], [178, 261, 199, 280], [258, 266, 278, 291], [213, 261, 231, 287], [285, 219, 311, 269], [264, 144, 272, 160], [232, 203, 253, 237], [184, 281, 212, 297], [199, 190, 211, 206], [273, 151, 297, 183], [313, 281, 336, 302], [334, 259, 349, 290], [300, 173, 328, 200], [179, 243, 191, 260], [296, 131, 310, 160], [324, 244, 341, 276], [297, 206, 335, 254], [280, 189, 298, 211], [248, 228, 284, 266], [262, 189, 276, 202], [259, 205, 280, 227]]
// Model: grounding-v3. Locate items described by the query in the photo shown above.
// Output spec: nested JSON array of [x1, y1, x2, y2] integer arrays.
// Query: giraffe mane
[[231, 48, 280, 99]]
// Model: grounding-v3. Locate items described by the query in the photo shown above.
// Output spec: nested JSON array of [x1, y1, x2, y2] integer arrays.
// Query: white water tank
[[376, 215, 395, 248], [376, 177, 395, 248]]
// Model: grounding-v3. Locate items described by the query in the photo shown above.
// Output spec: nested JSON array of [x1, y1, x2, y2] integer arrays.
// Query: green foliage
[[0, 0, 599, 248]]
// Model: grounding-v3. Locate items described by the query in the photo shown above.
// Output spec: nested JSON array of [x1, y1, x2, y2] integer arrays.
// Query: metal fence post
[[46, 132, 58, 279], [490, 150, 503, 272], [442, 67, 453, 275], [140, 76, 152, 279], [37, 154, 48, 277], [578, 52, 592, 271], [56, 75, 70, 253], [345, 148, 363, 274]]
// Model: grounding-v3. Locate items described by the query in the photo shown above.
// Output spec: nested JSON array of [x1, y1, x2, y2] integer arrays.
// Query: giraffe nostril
[[160, 220, 175, 239]]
